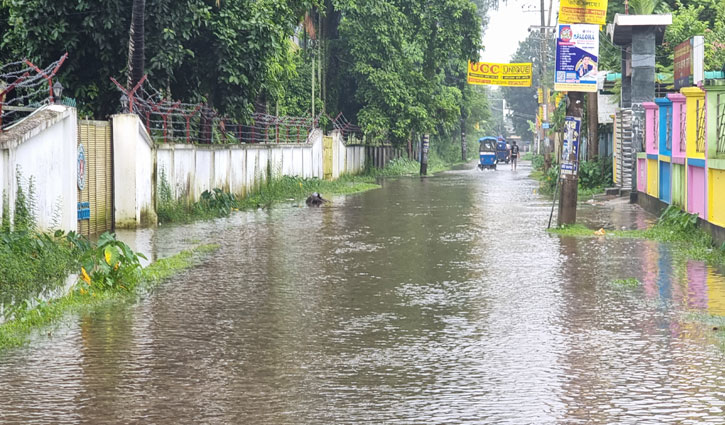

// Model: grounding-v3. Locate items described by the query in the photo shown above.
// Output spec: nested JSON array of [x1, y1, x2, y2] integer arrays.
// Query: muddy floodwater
[[3, 162, 725, 424]]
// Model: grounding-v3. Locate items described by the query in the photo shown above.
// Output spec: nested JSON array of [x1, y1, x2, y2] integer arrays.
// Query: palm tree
[[628, 0, 666, 15], [126, 0, 145, 89]]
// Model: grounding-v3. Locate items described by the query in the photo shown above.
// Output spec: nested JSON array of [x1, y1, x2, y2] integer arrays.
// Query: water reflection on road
[[2, 162, 725, 424]]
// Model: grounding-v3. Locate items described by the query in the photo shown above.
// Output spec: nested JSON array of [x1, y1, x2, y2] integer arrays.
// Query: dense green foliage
[[0, 0, 492, 144], [0, 0, 315, 118]]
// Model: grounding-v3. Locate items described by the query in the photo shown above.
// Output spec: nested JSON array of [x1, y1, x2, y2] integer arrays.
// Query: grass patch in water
[[611, 278, 641, 287], [0, 243, 219, 350], [683, 312, 725, 328], [549, 206, 725, 266]]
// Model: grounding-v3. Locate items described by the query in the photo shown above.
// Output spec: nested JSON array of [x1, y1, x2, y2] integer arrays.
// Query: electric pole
[[558, 92, 584, 225], [587, 91, 599, 160], [461, 117, 467, 161], [420, 133, 430, 175]]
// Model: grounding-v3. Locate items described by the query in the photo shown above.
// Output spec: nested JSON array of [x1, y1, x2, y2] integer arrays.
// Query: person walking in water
[[510, 140, 519, 170]]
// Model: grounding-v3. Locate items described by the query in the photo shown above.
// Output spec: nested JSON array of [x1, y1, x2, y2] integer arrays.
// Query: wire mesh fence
[[0, 54, 68, 132], [112, 77, 326, 145]]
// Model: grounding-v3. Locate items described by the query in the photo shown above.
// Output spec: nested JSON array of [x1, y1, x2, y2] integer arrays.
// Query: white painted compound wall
[[0, 105, 78, 232], [112, 114, 156, 228], [111, 115, 367, 228], [156, 128, 327, 201]]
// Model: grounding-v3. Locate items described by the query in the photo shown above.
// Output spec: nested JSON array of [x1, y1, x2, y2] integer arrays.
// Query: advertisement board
[[560, 116, 581, 176], [674, 40, 691, 90], [674, 36, 705, 90], [467, 61, 532, 87], [554, 24, 599, 93], [558, 0, 608, 26]]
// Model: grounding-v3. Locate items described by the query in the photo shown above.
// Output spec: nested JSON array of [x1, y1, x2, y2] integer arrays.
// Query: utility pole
[[460, 117, 467, 161], [587, 91, 599, 160], [539, 0, 548, 162], [558, 92, 584, 225], [420, 133, 430, 175]]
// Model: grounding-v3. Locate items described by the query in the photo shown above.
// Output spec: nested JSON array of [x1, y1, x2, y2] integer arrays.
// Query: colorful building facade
[[636, 80, 725, 232]]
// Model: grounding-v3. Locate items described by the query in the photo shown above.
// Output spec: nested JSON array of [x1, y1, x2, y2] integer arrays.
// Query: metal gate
[[323, 136, 333, 180], [77, 120, 113, 236], [615, 108, 633, 189]]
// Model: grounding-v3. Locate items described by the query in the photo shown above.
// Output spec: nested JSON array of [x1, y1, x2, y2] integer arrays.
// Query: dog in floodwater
[[306, 192, 328, 207]]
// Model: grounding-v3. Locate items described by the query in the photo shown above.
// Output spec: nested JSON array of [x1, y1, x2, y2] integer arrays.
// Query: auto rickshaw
[[478, 137, 497, 170], [496, 138, 510, 163]]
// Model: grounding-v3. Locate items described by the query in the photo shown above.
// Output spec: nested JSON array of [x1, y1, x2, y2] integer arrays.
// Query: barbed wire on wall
[[0, 54, 68, 131], [111, 75, 366, 145]]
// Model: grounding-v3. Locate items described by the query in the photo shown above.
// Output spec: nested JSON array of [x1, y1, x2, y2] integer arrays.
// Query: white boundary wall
[[112, 114, 156, 228], [0, 112, 367, 232], [331, 130, 366, 177], [0, 105, 78, 232], [155, 129, 326, 201]]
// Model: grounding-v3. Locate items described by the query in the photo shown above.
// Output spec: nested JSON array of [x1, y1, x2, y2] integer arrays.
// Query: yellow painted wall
[[709, 169, 725, 227], [681, 87, 706, 159], [323, 136, 333, 180], [647, 158, 658, 197]]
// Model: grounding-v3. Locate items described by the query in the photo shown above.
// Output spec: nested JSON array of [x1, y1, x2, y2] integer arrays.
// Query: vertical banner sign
[[467, 61, 532, 87], [560, 116, 581, 176], [674, 40, 692, 90], [555, 24, 599, 93], [673, 36, 705, 89], [558, 0, 608, 26]]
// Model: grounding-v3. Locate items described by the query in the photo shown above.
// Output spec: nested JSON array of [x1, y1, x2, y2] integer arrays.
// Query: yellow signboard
[[558, 0, 608, 26], [467, 61, 532, 87]]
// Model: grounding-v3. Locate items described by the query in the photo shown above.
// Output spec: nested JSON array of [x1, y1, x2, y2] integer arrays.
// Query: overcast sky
[[481, 0, 560, 63]]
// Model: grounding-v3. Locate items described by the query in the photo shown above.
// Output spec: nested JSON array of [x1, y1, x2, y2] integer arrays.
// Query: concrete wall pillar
[[631, 27, 656, 105], [112, 114, 157, 228]]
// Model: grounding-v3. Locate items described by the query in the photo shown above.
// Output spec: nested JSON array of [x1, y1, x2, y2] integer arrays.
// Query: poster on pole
[[467, 61, 532, 87], [554, 24, 599, 93], [560, 116, 581, 176], [558, 0, 608, 26]]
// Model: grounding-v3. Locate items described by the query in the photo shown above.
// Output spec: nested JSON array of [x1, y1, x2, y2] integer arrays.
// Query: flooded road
[[3, 161, 725, 424]]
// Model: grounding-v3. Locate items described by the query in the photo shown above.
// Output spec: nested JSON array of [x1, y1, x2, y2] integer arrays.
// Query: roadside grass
[[366, 151, 469, 178], [0, 243, 218, 350], [158, 174, 381, 224], [549, 206, 725, 266]]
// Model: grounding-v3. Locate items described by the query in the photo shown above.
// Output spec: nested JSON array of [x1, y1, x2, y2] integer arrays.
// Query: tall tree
[[1, 0, 314, 119], [126, 0, 146, 89]]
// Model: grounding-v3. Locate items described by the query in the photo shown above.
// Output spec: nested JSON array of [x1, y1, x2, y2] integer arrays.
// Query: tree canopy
[[0, 0, 315, 119], [0, 0, 492, 148]]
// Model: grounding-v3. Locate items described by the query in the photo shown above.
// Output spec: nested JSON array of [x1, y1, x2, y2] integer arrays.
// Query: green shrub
[[75, 232, 145, 295], [531, 154, 545, 171], [0, 230, 78, 302], [578, 157, 613, 190]]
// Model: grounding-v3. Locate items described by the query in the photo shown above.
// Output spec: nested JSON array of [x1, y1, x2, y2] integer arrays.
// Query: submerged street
[[3, 162, 725, 424]]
